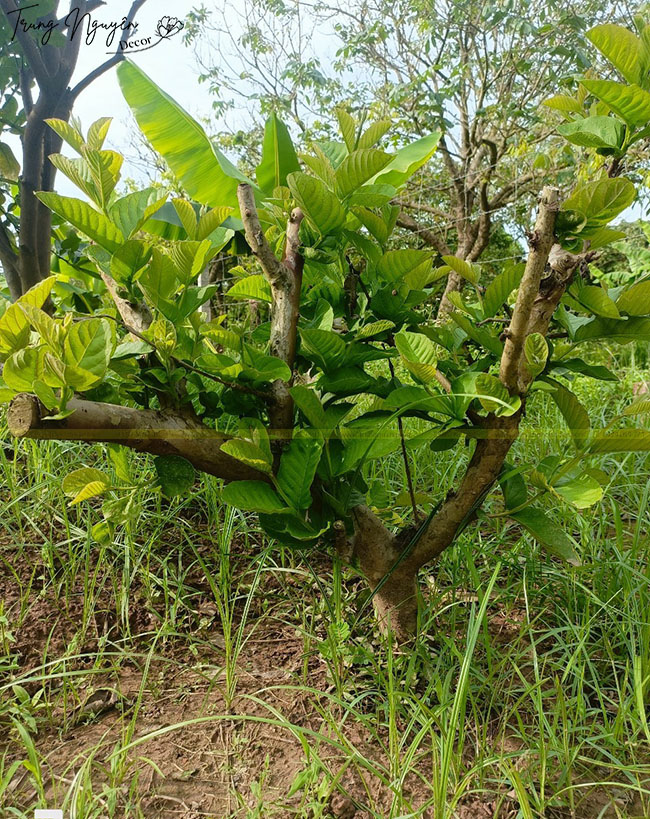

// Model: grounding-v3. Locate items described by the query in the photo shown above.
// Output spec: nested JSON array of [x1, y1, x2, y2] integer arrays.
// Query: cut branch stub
[[8, 394, 269, 484]]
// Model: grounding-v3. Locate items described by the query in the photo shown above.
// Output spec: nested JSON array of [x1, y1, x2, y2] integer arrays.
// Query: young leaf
[[587, 23, 643, 85], [64, 319, 114, 377], [440, 255, 480, 284], [336, 107, 358, 151], [475, 373, 521, 416], [524, 333, 548, 377], [394, 330, 439, 384], [221, 439, 273, 474], [483, 263, 525, 318], [63, 467, 111, 497], [227, 275, 272, 303]]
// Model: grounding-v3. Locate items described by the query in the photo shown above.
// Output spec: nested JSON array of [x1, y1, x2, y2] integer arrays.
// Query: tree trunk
[[352, 505, 420, 642], [369, 568, 419, 642]]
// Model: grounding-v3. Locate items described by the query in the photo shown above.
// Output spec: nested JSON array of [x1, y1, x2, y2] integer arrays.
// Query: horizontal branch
[[8, 394, 269, 483], [395, 211, 451, 256]]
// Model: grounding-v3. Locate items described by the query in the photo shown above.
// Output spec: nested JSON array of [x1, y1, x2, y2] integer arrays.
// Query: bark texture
[[7, 394, 268, 483]]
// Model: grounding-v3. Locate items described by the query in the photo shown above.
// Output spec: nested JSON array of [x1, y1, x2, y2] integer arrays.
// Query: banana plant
[[2, 30, 650, 642]]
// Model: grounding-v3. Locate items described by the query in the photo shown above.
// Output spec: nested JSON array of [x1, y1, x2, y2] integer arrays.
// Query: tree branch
[[8, 394, 270, 484], [0, 0, 51, 86], [499, 186, 559, 394], [395, 211, 451, 256], [0, 221, 21, 300]]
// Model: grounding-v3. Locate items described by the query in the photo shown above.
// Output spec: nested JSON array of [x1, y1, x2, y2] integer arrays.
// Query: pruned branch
[[499, 186, 559, 393], [237, 183, 286, 286], [101, 272, 152, 336], [238, 184, 305, 437], [8, 394, 269, 484]]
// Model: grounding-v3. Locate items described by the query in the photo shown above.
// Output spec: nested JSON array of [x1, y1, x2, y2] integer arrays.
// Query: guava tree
[[3, 25, 650, 640]]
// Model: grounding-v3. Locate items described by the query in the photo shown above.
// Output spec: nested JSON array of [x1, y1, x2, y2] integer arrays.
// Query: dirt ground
[[0, 526, 643, 818]]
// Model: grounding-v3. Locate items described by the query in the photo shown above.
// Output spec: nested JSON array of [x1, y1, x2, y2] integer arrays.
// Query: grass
[[0, 348, 649, 817]]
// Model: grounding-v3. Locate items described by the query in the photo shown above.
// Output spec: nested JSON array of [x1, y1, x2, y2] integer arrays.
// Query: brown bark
[[352, 506, 418, 640], [237, 183, 304, 439], [7, 394, 269, 484]]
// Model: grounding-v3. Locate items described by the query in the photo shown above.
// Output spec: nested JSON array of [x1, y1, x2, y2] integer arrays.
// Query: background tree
[[184, 0, 629, 315], [0, 0, 147, 301]]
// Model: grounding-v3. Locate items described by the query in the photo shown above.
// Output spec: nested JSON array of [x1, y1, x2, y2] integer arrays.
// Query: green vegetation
[[0, 4, 649, 817]]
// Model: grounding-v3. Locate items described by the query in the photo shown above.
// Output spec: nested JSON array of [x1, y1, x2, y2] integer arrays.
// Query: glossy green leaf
[[394, 330, 439, 384], [335, 148, 393, 197], [549, 380, 590, 448], [581, 79, 650, 127], [552, 473, 603, 508], [557, 116, 625, 151], [221, 438, 273, 474], [64, 318, 113, 378], [63, 467, 110, 497], [440, 255, 480, 284], [543, 94, 584, 113], [524, 333, 548, 377], [475, 373, 521, 416], [369, 131, 441, 188], [575, 285, 620, 318], [616, 280, 650, 315], [483, 263, 525, 318], [300, 328, 347, 372], [587, 23, 643, 84], [589, 428, 650, 453], [109, 187, 168, 239], [227, 275, 272, 303]]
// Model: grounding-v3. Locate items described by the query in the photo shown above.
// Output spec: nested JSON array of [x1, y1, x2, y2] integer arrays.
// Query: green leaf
[[369, 132, 441, 188], [511, 507, 580, 565], [356, 320, 395, 339], [335, 148, 393, 197], [154, 454, 196, 497], [277, 433, 324, 510], [0, 142, 20, 181], [557, 116, 625, 151], [616, 280, 650, 315], [290, 384, 327, 431], [36, 193, 122, 253], [549, 380, 590, 448], [574, 285, 620, 318], [336, 107, 357, 151], [256, 113, 300, 194], [589, 429, 650, 453], [581, 79, 650, 127], [300, 328, 347, 372], [524, 333, 548, 377], [221, 480, 288, 513], [64, 319, 114, 378], [562, 178, 636, 225], [109, 187, 168, 239], [69, 480, 110, 507], [45, 118, 85, 153], [574, 316, 650, 343], [377, 250, 434, 287], [117, 61, 257, 210], [357, 119, 392, 150], [49, 154, 97, 201], [475, 373, 521, 416], [552, 473, 603, 508], [440, 255, 480, 284], [82, 148, 123, 206], [549, 357, 618, 381], [394, 330, 439, 384], [63, 467, 110, 497], [86, 116, 113, 151], [483, 263, 525, 318], [227, 274, 272, 303], [221, 439, 273, 474], [587, 23, 644, 85], [543, 94, 584, 114], [0, 277, 56, 359], [287, 172, 347, 234], [3, 348, 43, 391], [172, 198, 197, 238]]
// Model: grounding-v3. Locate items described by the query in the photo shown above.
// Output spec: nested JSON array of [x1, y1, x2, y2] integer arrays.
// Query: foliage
[[2, 21, 650, 635]]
